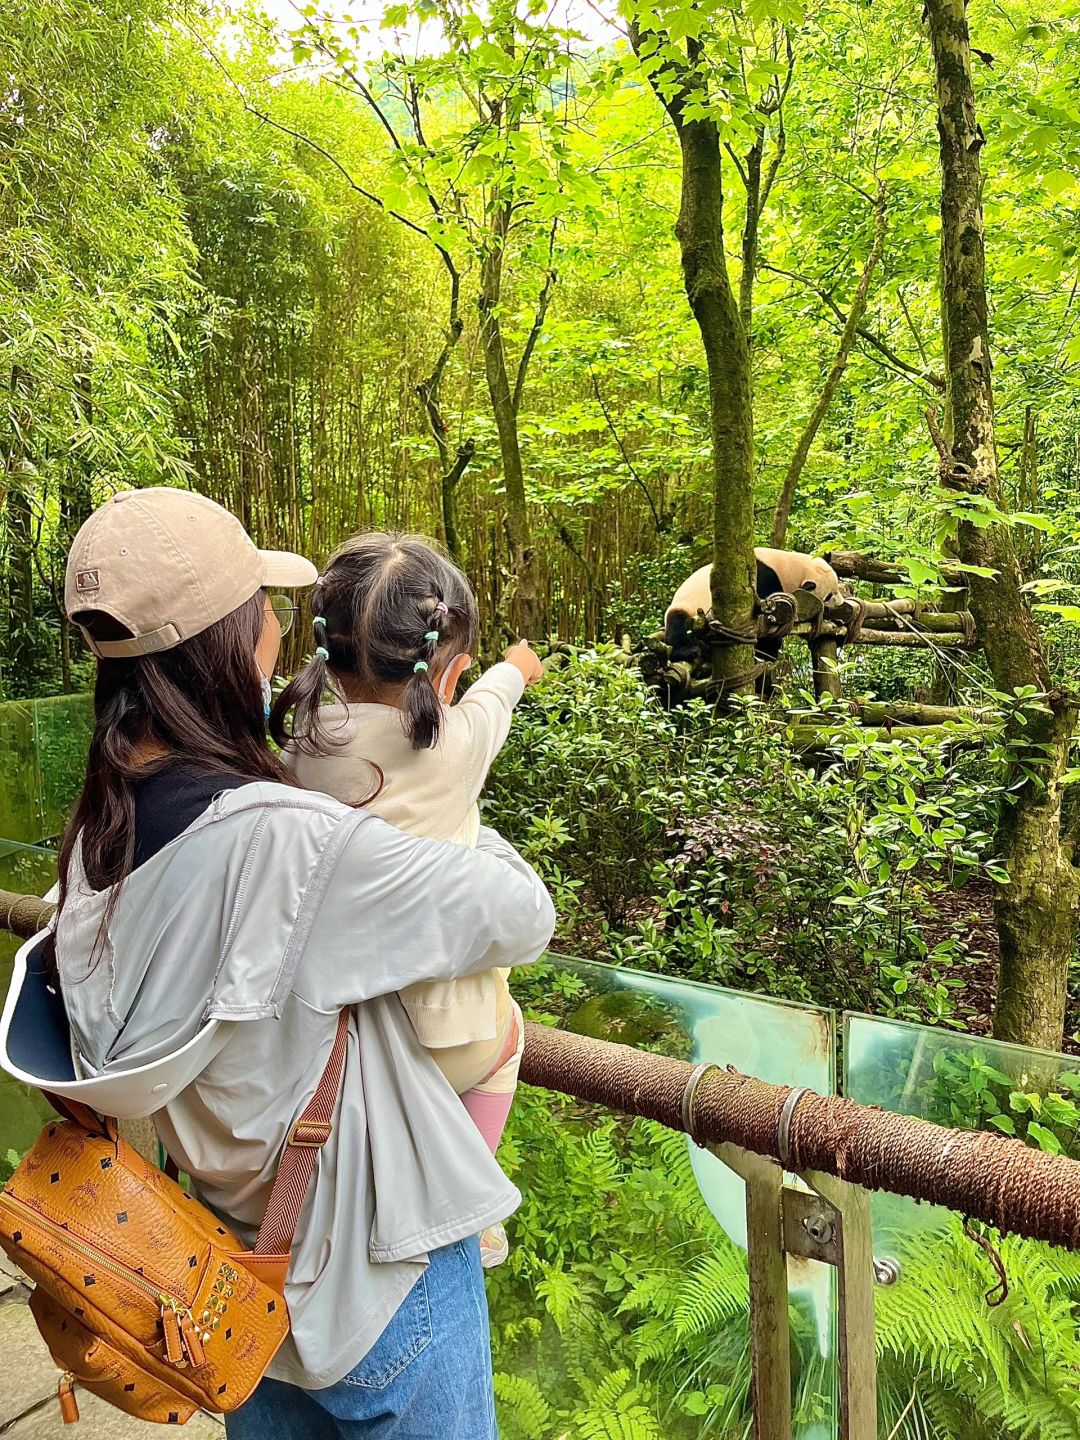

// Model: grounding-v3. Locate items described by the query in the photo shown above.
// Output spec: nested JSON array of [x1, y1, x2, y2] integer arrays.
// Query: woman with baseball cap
[[36, 489, 555, 1436]]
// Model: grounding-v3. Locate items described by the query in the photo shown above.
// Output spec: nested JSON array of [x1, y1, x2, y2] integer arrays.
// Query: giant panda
[[663, 547, 841, 663]]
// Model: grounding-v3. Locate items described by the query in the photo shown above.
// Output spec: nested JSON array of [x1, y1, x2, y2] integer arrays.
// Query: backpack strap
[[43, 1091, 109, 1136], [253, 1007, 351, 1262]]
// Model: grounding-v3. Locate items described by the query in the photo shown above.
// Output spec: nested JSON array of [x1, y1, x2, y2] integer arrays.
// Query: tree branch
[[512, 222, 559, 416], [771, 184, 888, 546], [589, 370, 664, 531], [762, 261, 945, 391]]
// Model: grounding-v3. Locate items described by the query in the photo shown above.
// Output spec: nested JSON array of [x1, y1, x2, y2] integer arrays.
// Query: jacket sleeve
[[445, 662, 526, 804], [292, 817, 555, 1009]]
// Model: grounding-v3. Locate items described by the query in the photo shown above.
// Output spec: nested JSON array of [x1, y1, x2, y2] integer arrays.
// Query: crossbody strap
[[254, 1007, 351, 1259]]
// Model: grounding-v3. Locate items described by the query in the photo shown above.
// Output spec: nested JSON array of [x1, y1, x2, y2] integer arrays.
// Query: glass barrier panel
[[0, 842, 57, 1179], [844, 1012, 1080, 1439], [491, 955, 837, 1439], [35, 694, 94, 840], [0, 702, 40, 844]]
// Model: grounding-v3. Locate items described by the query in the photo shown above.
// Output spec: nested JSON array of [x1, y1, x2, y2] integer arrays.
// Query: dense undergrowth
[[478, 650, 1080, 1438], [486, 648, 1006, 1032]]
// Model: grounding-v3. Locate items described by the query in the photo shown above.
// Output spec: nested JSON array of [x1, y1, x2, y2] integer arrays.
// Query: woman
[[46, 488, 555, 1437]]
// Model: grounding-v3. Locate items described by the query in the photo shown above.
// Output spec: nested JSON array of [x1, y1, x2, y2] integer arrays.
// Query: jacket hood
[[0, 931, 231, 1118]]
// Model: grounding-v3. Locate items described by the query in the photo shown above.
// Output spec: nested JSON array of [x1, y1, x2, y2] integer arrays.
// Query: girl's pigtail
[[401, 598, 447, 750], [269, 582, 331, 753]]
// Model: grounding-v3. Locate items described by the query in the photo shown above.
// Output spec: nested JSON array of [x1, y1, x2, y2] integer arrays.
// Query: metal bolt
[[873, 1256, 901, 1286], [803, 1212, 835, 1245]]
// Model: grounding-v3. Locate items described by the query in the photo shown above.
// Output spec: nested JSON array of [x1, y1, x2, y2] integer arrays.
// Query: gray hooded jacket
[[23, 783, 555, 1388]]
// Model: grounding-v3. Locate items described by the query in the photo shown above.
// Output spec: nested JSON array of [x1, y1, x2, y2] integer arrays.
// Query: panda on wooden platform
[[664, 548, 841, 664]]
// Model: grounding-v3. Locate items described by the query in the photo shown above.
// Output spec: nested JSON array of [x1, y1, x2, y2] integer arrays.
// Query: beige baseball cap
[[65, 488, 317, 658]]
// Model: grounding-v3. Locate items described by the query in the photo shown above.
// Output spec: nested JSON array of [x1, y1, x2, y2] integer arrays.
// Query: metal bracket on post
[[706, 1141, 879, 1440]]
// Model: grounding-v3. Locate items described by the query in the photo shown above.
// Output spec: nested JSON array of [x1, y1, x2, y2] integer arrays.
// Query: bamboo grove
[[6, 0, 1080, 1050]]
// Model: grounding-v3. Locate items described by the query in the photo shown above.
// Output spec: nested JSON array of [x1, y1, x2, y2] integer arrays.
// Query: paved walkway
[[0, 1253, 223, 1439]]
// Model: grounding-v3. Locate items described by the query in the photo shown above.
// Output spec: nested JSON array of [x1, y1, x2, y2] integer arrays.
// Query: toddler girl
[[273, 532, 544, 1267]]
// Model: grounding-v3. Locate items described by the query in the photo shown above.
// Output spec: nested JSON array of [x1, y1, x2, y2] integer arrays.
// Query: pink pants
[[460, 1002, 523, 1154]]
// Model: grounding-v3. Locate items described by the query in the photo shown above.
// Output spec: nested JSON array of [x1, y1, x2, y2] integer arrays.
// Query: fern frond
[[673, 1250, 749, 1339], [494, 1372, 553, 1440]]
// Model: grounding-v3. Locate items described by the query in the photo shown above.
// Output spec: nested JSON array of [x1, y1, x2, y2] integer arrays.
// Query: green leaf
[[1027, 1122, 1063, 1154], [1042, 168, 1077, 196]]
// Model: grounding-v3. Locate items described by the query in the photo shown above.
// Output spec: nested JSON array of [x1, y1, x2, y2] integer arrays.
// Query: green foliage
[[875, 1224, 1080, 1440], [489, 652, 1003, 1024], [494, 1038, 1080, 1440]]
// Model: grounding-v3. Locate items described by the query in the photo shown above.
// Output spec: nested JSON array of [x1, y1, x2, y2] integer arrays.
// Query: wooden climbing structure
[[635, 550, 983, 742]]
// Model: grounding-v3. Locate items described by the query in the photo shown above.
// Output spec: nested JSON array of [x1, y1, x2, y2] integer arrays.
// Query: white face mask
[[437, 656, 467, 703]]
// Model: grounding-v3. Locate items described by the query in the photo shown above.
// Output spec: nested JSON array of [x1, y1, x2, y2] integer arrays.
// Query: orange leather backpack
[[0, 1010, 348, 1426]]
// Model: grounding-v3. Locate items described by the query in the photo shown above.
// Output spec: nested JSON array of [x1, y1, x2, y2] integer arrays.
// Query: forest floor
[[924, 876, 1000, 1037]]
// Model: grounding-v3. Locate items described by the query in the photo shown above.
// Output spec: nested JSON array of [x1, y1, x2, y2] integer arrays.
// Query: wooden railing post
[[710, 1141, 880, 1440]]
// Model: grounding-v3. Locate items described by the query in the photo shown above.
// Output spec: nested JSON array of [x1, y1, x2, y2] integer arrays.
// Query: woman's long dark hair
[[49, 592, 295, 967]]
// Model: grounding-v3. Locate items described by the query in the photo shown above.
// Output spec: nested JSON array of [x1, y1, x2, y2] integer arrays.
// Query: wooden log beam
[[853, 700, 991, 727], [824, 549, 969, 587], [810, 637, 842, 701], [790, 722, 987, 752], [835, 597, 918, 619], [840, 628, 973, 649], [855, 612, 972, 636]]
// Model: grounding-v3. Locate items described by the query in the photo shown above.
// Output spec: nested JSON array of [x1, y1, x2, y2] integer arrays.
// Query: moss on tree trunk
[[925, 0, 1080, 1050], [671, 102, 757, 689]]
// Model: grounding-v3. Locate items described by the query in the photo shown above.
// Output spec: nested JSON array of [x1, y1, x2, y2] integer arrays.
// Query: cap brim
[[259, 550, 318, 588]]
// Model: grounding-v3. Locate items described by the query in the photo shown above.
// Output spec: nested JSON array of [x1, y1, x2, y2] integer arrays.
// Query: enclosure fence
[[3, 889, 1080, 1440]]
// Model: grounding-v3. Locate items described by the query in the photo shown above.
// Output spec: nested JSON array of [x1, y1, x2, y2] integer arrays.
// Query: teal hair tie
[[315, 646, 330, 660], [413, 660, 429, 674], [313, 615, 326, 626], [424, 631, 439, 643]]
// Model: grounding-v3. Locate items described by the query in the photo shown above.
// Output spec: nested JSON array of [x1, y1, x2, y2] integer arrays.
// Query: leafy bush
[[488, 650, 1002, 1025]]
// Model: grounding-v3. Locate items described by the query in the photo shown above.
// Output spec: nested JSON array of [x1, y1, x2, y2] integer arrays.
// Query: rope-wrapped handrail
[[519, 1022, 1080, 1252], [4, 886, 1080, 1251], [0, 888, 54, 939]]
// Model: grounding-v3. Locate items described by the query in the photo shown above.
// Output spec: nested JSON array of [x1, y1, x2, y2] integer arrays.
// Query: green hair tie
[[424, 631, 440, 643], [315, 646, 329, 660], [313, 615, 326, 626], [413, 660, 429, 674]]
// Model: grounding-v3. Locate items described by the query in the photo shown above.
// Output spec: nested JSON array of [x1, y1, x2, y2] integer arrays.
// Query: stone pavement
[[0, 1254, 223, 1439]]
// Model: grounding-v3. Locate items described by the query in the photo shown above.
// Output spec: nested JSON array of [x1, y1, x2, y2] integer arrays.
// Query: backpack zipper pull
[[161, 1298, 185, 1367], [58, 1372, 79, 1424], [179, 1310, 206, 1369]]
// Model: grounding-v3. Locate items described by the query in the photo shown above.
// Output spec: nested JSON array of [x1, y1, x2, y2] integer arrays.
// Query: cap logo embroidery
[[75, 570, 100, 592]]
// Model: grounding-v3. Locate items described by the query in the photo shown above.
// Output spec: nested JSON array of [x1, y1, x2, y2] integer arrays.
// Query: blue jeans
[[225, 1238, 497, 1440]]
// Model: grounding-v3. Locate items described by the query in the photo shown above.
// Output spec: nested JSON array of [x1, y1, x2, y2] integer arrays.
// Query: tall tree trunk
[[770, 187, 886, 548], [925, 0, 1080, 1050], [676, 115, 757, 688], [479, 202, 540, 636]]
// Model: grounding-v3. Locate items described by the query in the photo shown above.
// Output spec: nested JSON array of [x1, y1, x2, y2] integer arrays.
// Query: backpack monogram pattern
[[1, 1121, 289, 1423], [0, 1008, 349, 1425]]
